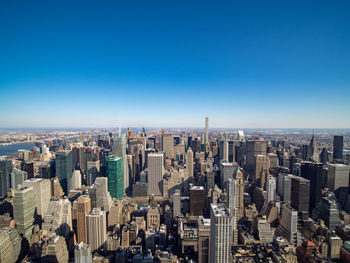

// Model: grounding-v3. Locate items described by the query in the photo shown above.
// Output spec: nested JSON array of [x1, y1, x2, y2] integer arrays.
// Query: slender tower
[[205, 117, 209, 144]]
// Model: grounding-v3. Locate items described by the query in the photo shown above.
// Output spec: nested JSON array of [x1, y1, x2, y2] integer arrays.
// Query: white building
[[210, 204, 233, 263], [23, 178, 51, 216], [86, 208, 107, 252]]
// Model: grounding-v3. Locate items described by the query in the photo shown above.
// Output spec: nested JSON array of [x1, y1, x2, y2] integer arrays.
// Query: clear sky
[[0, 0, 349, 128]]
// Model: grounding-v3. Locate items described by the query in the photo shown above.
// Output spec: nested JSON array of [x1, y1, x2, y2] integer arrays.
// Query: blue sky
[[0, 0, 349, 128]]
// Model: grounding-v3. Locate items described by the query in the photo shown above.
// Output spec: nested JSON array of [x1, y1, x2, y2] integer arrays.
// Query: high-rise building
[[23, 178, 51, 217], [94, 177, 113, 212], [266, 176, 276, 203], [41, 233, 69, 263], [172, 190, 181, 217], [283, 174, 292, 204], [254, 155, 270, 188], [75, 195, 91, 244], [0, 160, 12, 198], [190, 186, 205, 216], [276, 204, 301, 246], [0, 227, 21, 263], [234, 168, 244, 221], [86, 208, 107, 252], [205, 117, 209, 144], [210, 204, 233, 263], [220, 161, 235, 189], [246, 140, 267, 174], [147, 153, 164, 196], [290, 175, 310, 220], [333, 135, 343, 161], [308, 134, 319, 163], [226, 178, 238, 245], [147, 206, 161, 230], [56, 150, 73, 195], [301, 161, 323, 213], [328, 164, 350, 193], [162, 134, 174, 159], [74, 242, 92, 263], [186, 148, 194, 178], [198, 218, 211, 263], [106, 156, 123, 201], [86, 161, 99, 186], [42, 197, 72, 238], [10, 168, 27, 189], [71, 170, 82, 190], [51, 177, 64, 199], [13, 186, 36, 240], [112, 134, 129, 193]]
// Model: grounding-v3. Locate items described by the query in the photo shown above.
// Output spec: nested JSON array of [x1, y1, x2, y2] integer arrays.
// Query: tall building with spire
[[308, 133, 319, 163]]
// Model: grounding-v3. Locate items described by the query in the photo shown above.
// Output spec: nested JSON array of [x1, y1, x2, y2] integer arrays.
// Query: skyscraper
[[254, 155, 270, 188], [210, 204, 233, 263], [205, 117, 209, 144], [56, 150, 73, 195], [266, 176, 276, 203], [147, 153, 164, 196], [290, 175, 310, 220], [71, 170, 82, 190], [327, 164, 350, 192], [42, 197, 72, 239], [276, 204, 301, 246], [86, 208, 107, 252], [172, 190, 181, 217], [23, 178, 51, 217], [112, 134, 129, 193], [190, 186, 205, 216], [186, 148, 194, 178], [75, 195, 91, 244], [10, 168, 27, 189], [301, 161, 323, 213], [226, 178, 238, 245], [0, 160, 12, 198], [234, 168, 244, 221], [74, 242, 92, 263], [246, 140, 267, 175], [13, 186, 36, 240], [106, 156, 123, 201], [220, 161, 235, 189], [333, 135, 344, 160], [162, 134, 174, 159]]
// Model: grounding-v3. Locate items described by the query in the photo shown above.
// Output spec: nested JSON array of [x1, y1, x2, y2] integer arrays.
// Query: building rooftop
[[211, 204, 229, 217]]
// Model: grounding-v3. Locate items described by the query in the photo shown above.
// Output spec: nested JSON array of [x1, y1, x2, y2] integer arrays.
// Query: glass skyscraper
[[106, 155, 123, 201], [56, 150, 73, 195]]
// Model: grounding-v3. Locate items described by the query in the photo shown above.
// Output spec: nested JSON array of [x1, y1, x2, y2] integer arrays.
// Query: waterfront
[[0, 142, 36, 156]]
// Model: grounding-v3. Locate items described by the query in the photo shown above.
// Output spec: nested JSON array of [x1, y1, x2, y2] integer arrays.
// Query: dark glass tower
[[301, 161, 322, 214], [56, 150, 73, 195], [333, 135, 344, 160]]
